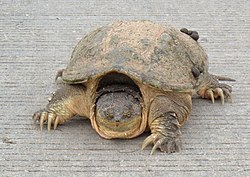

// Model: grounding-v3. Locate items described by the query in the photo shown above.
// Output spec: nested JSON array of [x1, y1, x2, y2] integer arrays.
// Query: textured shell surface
[[62, 20, 208, 92]]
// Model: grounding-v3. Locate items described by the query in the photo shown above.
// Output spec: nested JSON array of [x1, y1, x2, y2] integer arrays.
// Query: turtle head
[[94, 89, 142, 139]]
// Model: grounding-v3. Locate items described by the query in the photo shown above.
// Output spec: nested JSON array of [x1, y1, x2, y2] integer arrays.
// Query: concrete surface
[[0, 0, 249, 176]]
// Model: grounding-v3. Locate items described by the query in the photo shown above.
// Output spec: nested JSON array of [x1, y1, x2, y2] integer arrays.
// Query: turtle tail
[[211, 74, 236, 82]]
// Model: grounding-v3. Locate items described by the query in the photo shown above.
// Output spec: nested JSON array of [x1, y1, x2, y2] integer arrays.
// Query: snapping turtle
[[33, 20, 234, 154]]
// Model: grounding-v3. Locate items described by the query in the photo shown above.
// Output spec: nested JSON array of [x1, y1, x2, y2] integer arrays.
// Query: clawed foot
[[200, 75, 234, 105], [33, 110, 66, 131], [142, 131, 182, 155], [203, 86, 231, 105]]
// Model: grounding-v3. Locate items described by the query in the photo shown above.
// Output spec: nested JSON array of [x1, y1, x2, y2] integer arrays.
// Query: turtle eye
[[123, 111, 131, 118], [105, 108, 114, 119]]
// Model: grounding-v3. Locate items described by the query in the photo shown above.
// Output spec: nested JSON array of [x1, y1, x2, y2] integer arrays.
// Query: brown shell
[[62, 20, 208, 92]]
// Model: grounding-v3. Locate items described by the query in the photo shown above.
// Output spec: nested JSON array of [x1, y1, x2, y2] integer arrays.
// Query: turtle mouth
[[96, 114, 142, 138]]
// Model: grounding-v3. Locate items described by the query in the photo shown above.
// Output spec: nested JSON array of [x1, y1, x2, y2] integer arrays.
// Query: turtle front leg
[[142, 112, 182, 154], [197, 74, 235, 104], [33, 85, 87, 130], [142, 93, 192, 154]]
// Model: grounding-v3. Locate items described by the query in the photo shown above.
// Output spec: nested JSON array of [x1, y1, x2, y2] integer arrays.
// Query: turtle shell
[[62, 20, 208, 92]]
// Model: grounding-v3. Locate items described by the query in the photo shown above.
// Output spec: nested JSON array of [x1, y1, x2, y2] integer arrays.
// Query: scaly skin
[[33, 85, 88, 130], [142, 92, 192, 154], [141, 73, 234, 154]]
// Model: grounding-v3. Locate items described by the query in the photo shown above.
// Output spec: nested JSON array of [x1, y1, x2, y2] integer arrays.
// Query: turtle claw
[[33, 110, 65, 131], [54, 116, 60, 130], [199, 74, 233, 104], [204, 86, 231, 105], [206, 89, 215, 104], [151, 137, 168, 155], [40, 112, 48, 130], [142, 134, 155, 151], [142, 132, 181, 155], [216, 88, 225, 105], [47, 113, 56, 131]]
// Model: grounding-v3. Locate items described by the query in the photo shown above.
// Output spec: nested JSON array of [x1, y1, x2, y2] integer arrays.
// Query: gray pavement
[[0, 0, 249, 176]]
